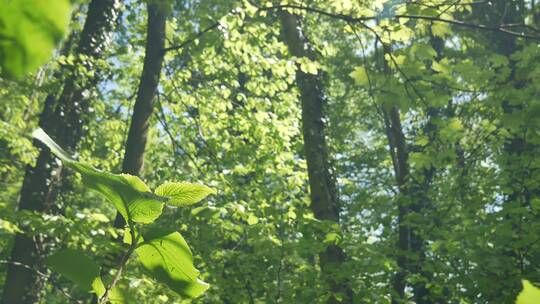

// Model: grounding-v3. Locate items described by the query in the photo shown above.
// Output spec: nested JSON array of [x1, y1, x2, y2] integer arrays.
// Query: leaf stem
[[98, 223, 138, 304]]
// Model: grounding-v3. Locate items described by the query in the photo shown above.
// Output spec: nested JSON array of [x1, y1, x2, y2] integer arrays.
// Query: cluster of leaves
[[34, 128, 213, 301]]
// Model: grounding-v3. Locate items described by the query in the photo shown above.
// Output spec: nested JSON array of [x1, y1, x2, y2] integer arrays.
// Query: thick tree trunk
[[1, 1, 120, 303], [114, 0, 168, 229], [279, 12, 352, 303]]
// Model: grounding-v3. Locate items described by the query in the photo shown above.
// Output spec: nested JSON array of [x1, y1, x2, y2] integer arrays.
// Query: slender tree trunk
[[114, 0, 168, 229], [385, 32, 447, 303], [385, 106, 436, 304], [1, 1, 120, 303], [383, 106, 409, 304], [279, 11, 352, 303]]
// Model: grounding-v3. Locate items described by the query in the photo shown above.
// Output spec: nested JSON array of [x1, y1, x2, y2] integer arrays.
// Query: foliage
[[34, 128, 211, 301], [516, 280, 540, 304], [0, 0, 71, 78], [2, 0, 540, 303]]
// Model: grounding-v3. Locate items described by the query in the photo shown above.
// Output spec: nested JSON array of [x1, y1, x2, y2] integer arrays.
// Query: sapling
[[33, 128, 213, 303]]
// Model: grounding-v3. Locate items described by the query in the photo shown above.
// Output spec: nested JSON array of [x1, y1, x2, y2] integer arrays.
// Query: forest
[[1, 0, 540, 303]]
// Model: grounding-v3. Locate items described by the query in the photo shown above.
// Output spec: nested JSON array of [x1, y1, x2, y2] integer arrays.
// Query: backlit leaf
[[0, 0, 71, 77], [349, 67, 368, 85], [516, 280, 540, 304], [46, 249, 105, 296], [135, 228, 209, 298], [155, 182, 215, 206], [33, 128, 164, 224]]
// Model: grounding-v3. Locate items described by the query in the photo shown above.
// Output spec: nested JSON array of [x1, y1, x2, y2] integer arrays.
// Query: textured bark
[[114, 0, 168, 229], [1, 1, 120, 303], [279, 12, 352, 303]]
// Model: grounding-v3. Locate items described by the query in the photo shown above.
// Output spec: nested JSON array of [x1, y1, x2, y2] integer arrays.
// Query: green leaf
[[135, 228, 209, 298], [431, 23, 450, 37], [109, 282, 136, 304], [155, 182, 215, 206], [33, 128, 164, 224], [247, 214, 259, 225], [349, 67, 368, 85], [120, 173, 151, 192], [0, 0, 71, 77], [0, 219, 22, 234], [516, 280, 540, 304], [45, 249, 105, 296], [32, 128, 75, 163], [300, 60, 318, 75], [123, 227, 132, 245]]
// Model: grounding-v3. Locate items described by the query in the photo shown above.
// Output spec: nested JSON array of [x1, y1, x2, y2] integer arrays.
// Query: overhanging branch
[[163, 21, 220, 53], [258, 4, 540, 40]]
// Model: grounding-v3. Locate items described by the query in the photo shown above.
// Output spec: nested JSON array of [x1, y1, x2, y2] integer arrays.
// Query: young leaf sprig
[[34, 128, 213, 302]]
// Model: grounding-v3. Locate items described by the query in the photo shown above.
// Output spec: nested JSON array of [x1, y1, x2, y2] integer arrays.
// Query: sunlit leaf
[[349, 66, 368, 85], [33, 128, 164, 224], [135, 228, 209, 298], [155, 182, 215, 206], [0, 0, 71, 77], [516, 280, 540, 304]]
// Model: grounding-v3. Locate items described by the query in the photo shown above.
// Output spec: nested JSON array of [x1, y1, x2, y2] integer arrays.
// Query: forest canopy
[[2, 0, 540, 303]]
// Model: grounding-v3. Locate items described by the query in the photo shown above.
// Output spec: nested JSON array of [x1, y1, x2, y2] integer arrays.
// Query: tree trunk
[[114, 0, 168, 229], [385, 33, 446, 304], [1, 1, 120, 303], [279, 11, 352, 303], [383, 106, 410, 304], [385, 105, 436, 304]]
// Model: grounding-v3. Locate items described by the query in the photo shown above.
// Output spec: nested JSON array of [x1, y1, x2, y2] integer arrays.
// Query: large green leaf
[[33, 128, 164, 224], [135, 228, 209, 298], [155, 182, 215, 206], [0, 0, 71, 77], [45, 249, 105, 296], [516, 280, 540, 304]]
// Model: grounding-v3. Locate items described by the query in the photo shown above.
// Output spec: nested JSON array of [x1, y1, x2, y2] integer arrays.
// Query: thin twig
[[0, 260, 83, 304], [257, 4, 540, 40], [163, 22, 220, 53], [155, 94, 205, 176], [98, 224, 138, 304]]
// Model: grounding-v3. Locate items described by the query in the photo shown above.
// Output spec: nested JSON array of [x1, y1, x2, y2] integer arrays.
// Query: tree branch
[[0, 260, 83, 304], [258, 4, 540, 40], [163, 22, 220, 53], [393, 14, 540, 39]]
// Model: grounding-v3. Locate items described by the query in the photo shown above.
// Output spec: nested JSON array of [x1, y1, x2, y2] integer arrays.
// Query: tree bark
[[114, 0, 168, 229], [279, 11, 352, 303], [1, 1, 120, 303]]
